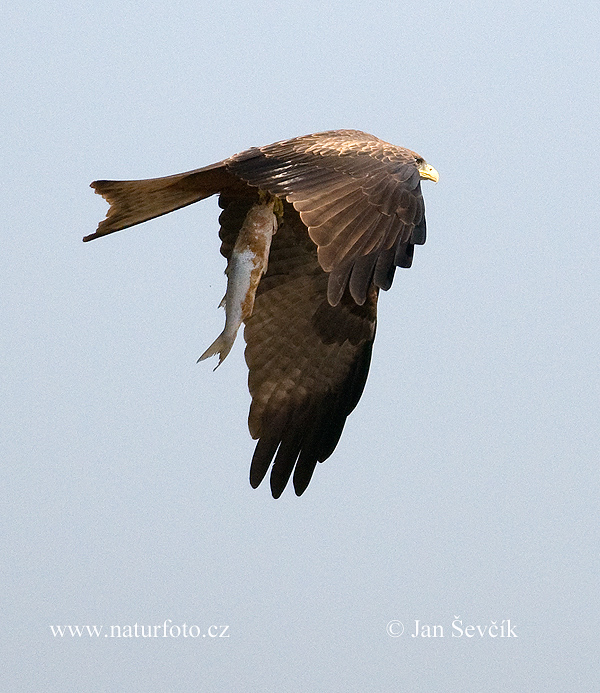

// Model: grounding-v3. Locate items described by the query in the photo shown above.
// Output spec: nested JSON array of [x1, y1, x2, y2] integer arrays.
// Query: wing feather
[[226, 130, 427, 304], [225, 201, 378, 496]]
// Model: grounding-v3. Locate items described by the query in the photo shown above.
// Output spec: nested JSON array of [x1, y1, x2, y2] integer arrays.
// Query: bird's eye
[[415, 157, 424, 166]]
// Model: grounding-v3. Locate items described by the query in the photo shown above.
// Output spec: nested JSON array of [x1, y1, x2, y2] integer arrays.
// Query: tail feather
[[85, 161, 232, 242]]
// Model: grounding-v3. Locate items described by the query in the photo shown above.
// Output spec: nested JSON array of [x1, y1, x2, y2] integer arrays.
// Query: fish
[[198, 197, 279, 367]]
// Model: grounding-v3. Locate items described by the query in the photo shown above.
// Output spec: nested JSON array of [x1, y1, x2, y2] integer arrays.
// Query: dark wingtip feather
[[247, 332, 374, 497], [249, 437, 279, 489], [293, 458, 318, 496]]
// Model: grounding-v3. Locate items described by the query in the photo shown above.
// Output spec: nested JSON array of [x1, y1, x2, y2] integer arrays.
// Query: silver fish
[[198, 198, 279, 367]]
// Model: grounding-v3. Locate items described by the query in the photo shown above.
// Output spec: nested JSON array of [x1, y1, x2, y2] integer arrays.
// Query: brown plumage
[[86, 130, 438, 497]]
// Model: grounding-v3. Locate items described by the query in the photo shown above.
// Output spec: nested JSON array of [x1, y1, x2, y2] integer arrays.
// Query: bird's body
[[87, 130, 438, 497]]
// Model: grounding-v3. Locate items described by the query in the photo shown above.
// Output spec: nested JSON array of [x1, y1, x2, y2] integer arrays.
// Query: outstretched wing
[[226, 130, 427, 306], [217, 195, 377, 497]]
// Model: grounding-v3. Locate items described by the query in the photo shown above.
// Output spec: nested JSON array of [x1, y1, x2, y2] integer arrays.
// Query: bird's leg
[[198, 193, 280, 368]]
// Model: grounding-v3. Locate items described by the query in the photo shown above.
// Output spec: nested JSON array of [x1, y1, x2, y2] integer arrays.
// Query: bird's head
[[416, 158, 439, 183]]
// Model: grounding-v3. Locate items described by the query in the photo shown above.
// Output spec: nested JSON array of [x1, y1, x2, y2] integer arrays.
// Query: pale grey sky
[[3, 1, 599, 690]]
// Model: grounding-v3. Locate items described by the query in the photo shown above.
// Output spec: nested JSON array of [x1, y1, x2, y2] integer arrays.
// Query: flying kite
[[86, 130, 438, 497]]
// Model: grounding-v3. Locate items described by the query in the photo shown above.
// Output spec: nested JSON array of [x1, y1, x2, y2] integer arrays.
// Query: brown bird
[[86, 130, 438, 497]]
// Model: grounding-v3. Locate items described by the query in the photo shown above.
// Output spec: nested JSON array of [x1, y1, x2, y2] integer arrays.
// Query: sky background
[[2, 1, 599, 690]]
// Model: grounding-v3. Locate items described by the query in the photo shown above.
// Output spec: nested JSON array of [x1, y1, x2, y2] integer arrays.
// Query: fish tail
[[197, 332, 234, 369]]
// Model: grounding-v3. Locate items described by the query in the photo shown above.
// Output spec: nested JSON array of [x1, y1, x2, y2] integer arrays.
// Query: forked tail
[[85, 161, 231, 242], [197, 332, 234, 369]]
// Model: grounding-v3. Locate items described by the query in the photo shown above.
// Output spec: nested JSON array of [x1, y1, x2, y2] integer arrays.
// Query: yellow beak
[[419, 163, 439, 183]]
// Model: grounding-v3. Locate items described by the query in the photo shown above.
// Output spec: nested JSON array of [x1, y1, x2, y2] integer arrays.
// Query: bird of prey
[[86, 130, 438, 498]]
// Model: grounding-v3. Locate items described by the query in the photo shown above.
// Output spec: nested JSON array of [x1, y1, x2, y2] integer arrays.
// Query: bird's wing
[[226, 130, 427, 306], [218, 195, 377, 497]]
